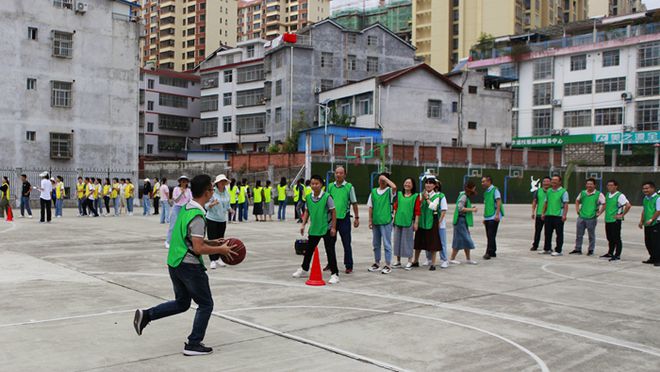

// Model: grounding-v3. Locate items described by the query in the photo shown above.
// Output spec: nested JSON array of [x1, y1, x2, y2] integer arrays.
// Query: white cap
[[214, 174, 229, 185], [144, 178, 150, 182], [39, 171, 48, 177], [178, 175, 189, 182]]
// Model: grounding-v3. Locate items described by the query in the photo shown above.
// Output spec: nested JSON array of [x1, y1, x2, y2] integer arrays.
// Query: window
[[532, 109, 553, 136], [236, 88, 265, 107], [500, 63, 517, 79], [510, 85, 519, 107], [275, 53, 283, 68], [564, 110, 591, 127], [226, 54, 234, 64], [50, 132, 73, 159], [26, 131, 36, 141], [147, 122, 154, 132], [347, 34, 357, 44], [533, 83, 553, 105], [222, 117, 232, 133], [638, 42, 659, 68], [636, 100, 659, 131], [357, 95, 372, 116], [237, 113, 266, 134], [201, 72, 219, 89], [321, 52, 333, 68], [275, 107, 282, 123], [367, 57, 378, 73], [158, 136, 186, 152], [452, 101, 458, 113], [159, 76, 188, 88], [346, 55, 357, 71], [147, 101, 154, 110], [200, 95, 218, 112], [53, 0, 72, 9], [340, 103, 352, 117], [247, 45, 255, 58], [52, 31, 73, 58], [427, 100, 442, 118], [468, 85, 477, 94], [223, 92, 232, 106], [237, 65, 264, 83], [51, 81, 72, 108], [224, 70, 233, 83], [468, 121, 477, 130], [159, 93, 188, 108], [146, 144, 153, 154], [602, 50, 619, 67], [367, 36, 378, 46], [320, 79, 333, 92], [147, 79, 154, 89], [563, 80, 591, 96], [28, 27, 38, 40], [637, 71, 660, 97], [159, 115, 190, 131], [533, 58, 553, 80], [570, 54, 586, 71], [201, 118, 219, 137], [595, 77, 626, 93], [27, 78, 36, 90], [275, 80, 282, 96], [595, 107, 623, 126]]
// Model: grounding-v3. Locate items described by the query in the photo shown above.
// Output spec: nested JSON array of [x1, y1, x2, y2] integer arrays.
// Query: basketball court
[[1, 204, 659, 371]]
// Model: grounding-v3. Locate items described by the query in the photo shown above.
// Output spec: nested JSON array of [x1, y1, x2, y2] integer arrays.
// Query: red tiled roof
[[378, 64, 461, 91]]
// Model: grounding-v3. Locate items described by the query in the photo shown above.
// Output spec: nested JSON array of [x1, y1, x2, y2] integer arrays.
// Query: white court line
[[0, 222, 17, 235], [220, 305, 548, 372], [83, 271, 660, 358], [0, 309, 134, 328], [541, 263, 660, 292]]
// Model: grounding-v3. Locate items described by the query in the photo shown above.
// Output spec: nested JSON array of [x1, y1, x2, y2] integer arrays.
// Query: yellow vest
[[77, 183, 85, 199], [238, 186, 247, 204], [293, 185, 300, 202], [1, 182, 9, 201], [85, 183, 91, 197], [111, 183, 119, 198], [103, 185, 111, 197], [254, 187, 263, 203], [55, 182, 64, 199], [264, 186, 272, 203], [93, 184, 100, 198], [125, 184, 134, 198], [229, 185, 237, 204], [277, 185, 287, 201], [304, 186, 312, 201]]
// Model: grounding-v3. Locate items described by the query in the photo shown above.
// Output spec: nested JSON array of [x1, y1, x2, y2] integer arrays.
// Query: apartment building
[[139, 69, 201, 160], [412, 0, 589, 73], [237, 0, 330, 42], [331, 0, 412, 41], [139, 0, 237, 71], [589, 0, 647, 17], [1, 0, 140, 171]]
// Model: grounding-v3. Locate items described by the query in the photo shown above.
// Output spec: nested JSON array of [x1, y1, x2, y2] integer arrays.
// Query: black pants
[[484, 220, 499, 256], [103, 196, 110, 214], [86, 199, 98, 217], [302, 232, 338, 275], [644, 224, 660, 262], [544, 216, 564, 253], [154, 197, 160, 215], [532, 216, 544, 249], [208, 220, 227, 262], [605, 221, 623, 257], [40, 198, 52, 222]]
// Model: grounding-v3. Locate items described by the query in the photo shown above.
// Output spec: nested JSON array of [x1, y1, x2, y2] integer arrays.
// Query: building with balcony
[[238, 0, 330, 42], [589, 0, 646, 17], [330, 0, 412, 41], [139, 68, 201, 160], [139, 0, 237, 71]]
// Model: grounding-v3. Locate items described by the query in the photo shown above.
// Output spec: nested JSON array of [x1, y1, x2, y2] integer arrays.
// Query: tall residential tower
[[237, 0, 330, 42]]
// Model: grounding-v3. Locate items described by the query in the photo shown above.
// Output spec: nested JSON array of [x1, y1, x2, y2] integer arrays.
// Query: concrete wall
[[1, 0, 140, 172]]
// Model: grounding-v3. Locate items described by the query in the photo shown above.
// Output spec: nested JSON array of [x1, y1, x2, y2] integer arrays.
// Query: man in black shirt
[[20, 174, 33, 218]]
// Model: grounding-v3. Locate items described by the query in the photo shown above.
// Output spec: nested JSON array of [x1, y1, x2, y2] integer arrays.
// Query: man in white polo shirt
[[36, 171, 53, 223]]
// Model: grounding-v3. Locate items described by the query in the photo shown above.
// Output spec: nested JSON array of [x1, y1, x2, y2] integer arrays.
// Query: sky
[[644, 0, 660, 10]]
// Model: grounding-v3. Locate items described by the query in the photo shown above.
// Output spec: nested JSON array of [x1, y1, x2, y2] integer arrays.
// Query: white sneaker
[[217, 260, 226, 267], [422, 261, 429, 266], [551, 252, 563, 257], [292, 268, 307, 278], [368, 263, 380, 272], [210, 261, 217, 269], [28, 215, 33, 219], [328, 274, 339, 284], [449, 260, 461, 265], [404, 262, 413, 271], [381, 266, 392, 274], [440, 261, 449, 269], [391, 262, 402, 269], [466, 260, 478, 265]]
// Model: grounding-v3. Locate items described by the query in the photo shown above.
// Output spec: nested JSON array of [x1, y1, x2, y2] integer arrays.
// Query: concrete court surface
[[1, 204, 659, 372]]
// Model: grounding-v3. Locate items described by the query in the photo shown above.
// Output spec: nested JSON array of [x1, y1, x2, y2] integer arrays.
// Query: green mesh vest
[[605, 192, 623, 223], [535, 188, 547, 216], [371, 188, 393, 225], [453, 192, 473, 227], [484, 186, 503, 218], [394, 192, 418, 228], [578, 190, 600, 219], [545, 187, 567, 217], [167, 205, 206, 268], [419, 193, 441, 230], [643, 194, 659, 227], [307, 192, 330, 236], [328, 182, 353, 220]]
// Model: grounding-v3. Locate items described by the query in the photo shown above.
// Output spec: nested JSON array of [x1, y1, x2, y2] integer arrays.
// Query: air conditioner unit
[[552, 99, 562, 107], [551, 129, 562, 136], [349, 116, 357, 124], [621, 92, 633, 101], [313, 86, 321, 94], [75, 1, 88, 13], [560, 129, 570, 136]]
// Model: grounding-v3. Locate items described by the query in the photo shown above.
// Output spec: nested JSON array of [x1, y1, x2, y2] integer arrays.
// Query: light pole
[[317, 99, 331, 154]]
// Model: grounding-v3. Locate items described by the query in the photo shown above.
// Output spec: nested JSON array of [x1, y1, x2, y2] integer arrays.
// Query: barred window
[[224, 70, 233, 83], [637, 71, 660, 97], [236, 113, 266, 135], [320, 79, 333, 92], [159, 93, 188, 108], [275, 80, 282, 96], [237, 65, 264, 83], [201, 72, 219, 89], [159, 76, 188, 88], [200, 95, 218, 112], [275, 108, 282, 123], [367, 57, 378, 73], [427, 100, 442, 118], [563, 110, 591, 127], [236, 88, 264, 107], [52, 31, 73, 58], [53, 0, 72, 9], [602, 50, 619, 67], [346, 55, 357, 71], [500, 63, 518, 79], [51, 81, 72, 107], [201, 118, 218, 137], [533, 82, 553, 105], [158, 136, 186, 152], [223, 116, 232, 132], [594, 107, 623, 126], [50, 132, 73, 159], [532, 109, 553, 136], [533, 58, 553, 80], [636, 100, 659, 131], [367, 35, 378, 46], [638, 41, 659, 68], [595, 77, 626, 93], [223, 92, 232, 106], [158, 114, 190, 131], [564, 80, 591, 96], [321, 52, 333, 68], [570, 54, 586, 71]]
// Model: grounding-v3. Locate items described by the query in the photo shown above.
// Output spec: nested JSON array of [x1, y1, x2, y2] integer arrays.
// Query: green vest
[[605, 192, 623, 223], [371, 188, 392, 225], [229, 186, 237, 204], [453, 191, 473, 227], [394, 191, 418, 228], [643, 194, 659, 226], [328, 182, 353, 220], [254, 187, 263, 203], [277, 185, 287, 201], [293, 185, 300, 202], [167, 205, 205, 268], [545, 187, 567, 217], [578, 190, 600, 219], [238, 186, 247, 204], [264, 187, 272, 203], [419, 193, 442, 230], [484, 186, 503, 218], [307, 192, 330, 236], [535, 188, 547, 215]]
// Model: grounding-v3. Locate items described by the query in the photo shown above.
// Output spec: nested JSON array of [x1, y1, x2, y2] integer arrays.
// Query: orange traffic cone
[[305, 247, 326, 286], [6, 205, 13, 222]]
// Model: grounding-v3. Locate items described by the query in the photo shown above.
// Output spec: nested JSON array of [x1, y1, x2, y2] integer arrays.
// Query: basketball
[[220, 238, 246, 265]]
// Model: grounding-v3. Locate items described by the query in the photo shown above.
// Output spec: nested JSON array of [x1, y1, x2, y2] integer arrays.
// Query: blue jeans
[[147, 263, 213, 346], [20, 196, 32, 217], [55, 199, 63, 217], [94, 198, 101, 215], [160, 200, 170, 224], [143, 196, 151, 215], [427, 227, 448, 262], [238, 202, 247, 222], [167, 205, 182, 243], [78, 198, 85, 215], [336, 216, 353, 269], [372, 223, 393, 265], [242, 201, 249, 221], [278, 200, 287, 220], [126, 197, 134, 213], [113, 196, 120, 216]]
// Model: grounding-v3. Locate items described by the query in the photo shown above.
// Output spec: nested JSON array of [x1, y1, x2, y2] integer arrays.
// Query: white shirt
[[438, 195, 448, 229], [40, 179, 53, 200]]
